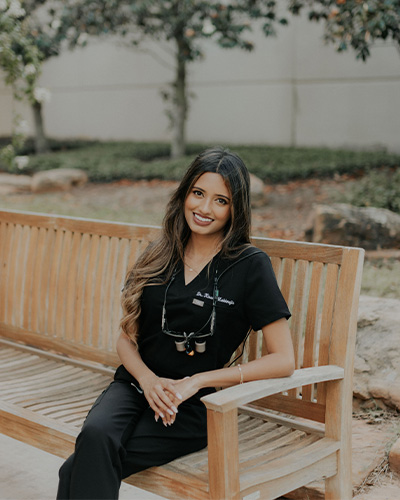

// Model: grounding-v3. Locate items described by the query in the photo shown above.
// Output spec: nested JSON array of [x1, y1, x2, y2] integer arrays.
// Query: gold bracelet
[[238, 364, 244, 385]]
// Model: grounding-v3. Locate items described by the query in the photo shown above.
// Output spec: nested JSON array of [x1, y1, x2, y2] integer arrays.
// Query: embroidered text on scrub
[[161, 251, 263, 355]]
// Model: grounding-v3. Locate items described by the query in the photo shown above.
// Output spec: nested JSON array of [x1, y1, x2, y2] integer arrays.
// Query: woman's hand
[[148, 375, 201, 426], [139, 372, 182, 426], [116, 333, 183, 426], [170, 376, 201, 403]]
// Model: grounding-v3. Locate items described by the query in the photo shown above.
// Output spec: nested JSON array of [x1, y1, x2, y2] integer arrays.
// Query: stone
[[0, 173, 32, 194], [389, 437, 400, 475], [31, 168, 88, 193], [249, 173, 267, 207], [355, 295, 400, 411], [306, 203, 400, 250], [357, 302, 380, 329]]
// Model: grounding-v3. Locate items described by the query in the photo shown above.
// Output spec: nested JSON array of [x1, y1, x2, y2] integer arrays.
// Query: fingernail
[[159, 412, 164, 418], [172, 406, 178, 413], [154, 415, 159, 422], [163, 422, 167, 427], [176, 393, 183, 400], [167, 409, 174, 416]]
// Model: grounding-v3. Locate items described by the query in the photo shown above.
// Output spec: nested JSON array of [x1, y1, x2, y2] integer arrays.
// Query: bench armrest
[[200, 365, 344, 413]]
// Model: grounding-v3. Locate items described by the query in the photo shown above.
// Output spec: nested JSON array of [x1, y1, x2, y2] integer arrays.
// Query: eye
[[216, 198, 228, 205], [192, 189, 203, 197]]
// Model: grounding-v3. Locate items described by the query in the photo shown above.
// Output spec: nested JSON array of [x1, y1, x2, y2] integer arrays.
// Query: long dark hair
[[120, 146, 252, 344]]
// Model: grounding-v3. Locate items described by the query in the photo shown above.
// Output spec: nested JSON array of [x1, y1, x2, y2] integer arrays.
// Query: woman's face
[[184, 172, 232, 241]]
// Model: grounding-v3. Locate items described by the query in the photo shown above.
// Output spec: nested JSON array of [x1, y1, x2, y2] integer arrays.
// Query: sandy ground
[[353, 476, 400, 500], [0, 434, 165, 500]]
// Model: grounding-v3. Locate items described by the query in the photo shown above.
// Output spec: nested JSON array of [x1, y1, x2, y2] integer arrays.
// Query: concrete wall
[[1, 13, 399, 151]]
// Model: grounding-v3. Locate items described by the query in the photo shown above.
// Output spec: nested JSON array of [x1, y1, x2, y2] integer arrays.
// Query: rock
[[249, 173, 267, 207], [306, 203, 400, 250], [355, 295, 400, 411], [389, 437, 400, 475], [31, 168, 88, 193], [357, 300, 380, 328], [0, 173, 32, 194], [369, 380, 400, 410], [353, 356, 371, 400]]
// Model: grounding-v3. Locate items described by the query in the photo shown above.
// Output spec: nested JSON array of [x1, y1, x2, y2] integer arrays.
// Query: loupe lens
[[175, 340, 186, 352], [195, 340, 206, 353]]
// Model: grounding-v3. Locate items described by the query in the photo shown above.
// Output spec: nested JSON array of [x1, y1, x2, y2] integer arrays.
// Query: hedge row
[[8, 139, 399, 184]]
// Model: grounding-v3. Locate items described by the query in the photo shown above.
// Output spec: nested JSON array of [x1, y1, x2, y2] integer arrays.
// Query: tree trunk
[[32, 100, 49, 154], [170, 40, 187, 159]]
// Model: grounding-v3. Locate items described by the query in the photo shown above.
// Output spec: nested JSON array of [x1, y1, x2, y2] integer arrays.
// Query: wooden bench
[[0, 209, 364, 500]]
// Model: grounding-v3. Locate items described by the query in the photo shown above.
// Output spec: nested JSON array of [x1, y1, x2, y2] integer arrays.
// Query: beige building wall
[[1, 13, 399, 151]]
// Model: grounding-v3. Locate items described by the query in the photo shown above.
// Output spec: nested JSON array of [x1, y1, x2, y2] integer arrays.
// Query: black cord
[[228, 327, 252, 367]]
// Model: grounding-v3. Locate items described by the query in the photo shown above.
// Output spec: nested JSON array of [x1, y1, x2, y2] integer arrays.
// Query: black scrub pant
[[57, 380, 208, 499]]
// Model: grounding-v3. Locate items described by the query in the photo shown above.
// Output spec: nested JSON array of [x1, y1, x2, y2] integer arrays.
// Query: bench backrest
[[0, 209, 364, 423], [243, 237, 363, 423], [0, 210, 158, 366]]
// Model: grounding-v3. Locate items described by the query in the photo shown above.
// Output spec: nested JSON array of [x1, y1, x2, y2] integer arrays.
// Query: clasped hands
[[140, 373, 200, 426]]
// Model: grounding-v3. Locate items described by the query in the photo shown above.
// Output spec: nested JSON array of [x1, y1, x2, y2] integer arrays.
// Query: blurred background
[[1, 1, 400, 152]]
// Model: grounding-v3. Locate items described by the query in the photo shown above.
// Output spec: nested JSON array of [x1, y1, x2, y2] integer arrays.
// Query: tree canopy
[[0, 0, 42, 166], [289, 0, 400, 61], [1, 0, 72, 158], [0, 1, 42, 101]]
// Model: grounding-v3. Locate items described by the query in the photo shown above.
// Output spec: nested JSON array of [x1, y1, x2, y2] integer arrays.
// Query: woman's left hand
[[170, 376, 201, 403]]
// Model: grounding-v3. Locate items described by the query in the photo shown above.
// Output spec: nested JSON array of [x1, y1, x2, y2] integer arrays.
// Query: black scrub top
[[115, 247, 290, 391]]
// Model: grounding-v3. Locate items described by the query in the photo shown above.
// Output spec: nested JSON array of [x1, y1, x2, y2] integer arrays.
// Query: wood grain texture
[[201, 366, 344, 413], [302, 261, 324, 401], [0, 210, 365, 500], [207, 409, 240, 499]]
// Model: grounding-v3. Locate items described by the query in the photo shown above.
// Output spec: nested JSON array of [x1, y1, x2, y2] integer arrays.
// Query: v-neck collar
[[182, 252, 220, 287]]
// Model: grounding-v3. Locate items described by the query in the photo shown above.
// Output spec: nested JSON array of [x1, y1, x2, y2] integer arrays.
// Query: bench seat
[[0, 341, 337, 500], [0, 340, 113, 457]]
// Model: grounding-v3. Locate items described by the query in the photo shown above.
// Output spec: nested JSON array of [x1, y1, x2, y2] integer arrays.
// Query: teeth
[[195, 214, 212, 222]]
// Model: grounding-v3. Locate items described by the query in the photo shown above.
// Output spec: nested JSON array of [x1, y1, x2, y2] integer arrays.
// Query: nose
[[199, 196, 212, 215]]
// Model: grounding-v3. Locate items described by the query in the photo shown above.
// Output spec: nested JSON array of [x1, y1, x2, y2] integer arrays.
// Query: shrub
[[2, 139, 400, 184], [344, 168, 400, 214], [234, 145, 400, 183]]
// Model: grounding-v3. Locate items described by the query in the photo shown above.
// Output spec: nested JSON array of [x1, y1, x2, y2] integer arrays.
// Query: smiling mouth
[[194, 213, 213, 224]]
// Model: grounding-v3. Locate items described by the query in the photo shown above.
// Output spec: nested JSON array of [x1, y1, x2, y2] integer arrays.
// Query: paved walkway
[[0, 434, 165, 500]]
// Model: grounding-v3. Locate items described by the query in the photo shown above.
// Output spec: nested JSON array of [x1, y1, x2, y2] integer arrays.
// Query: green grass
[[0, 194, 162, 225], [337, 167, 400, 214], [361, 260, 400, 299], [3, 139, 399, 184]]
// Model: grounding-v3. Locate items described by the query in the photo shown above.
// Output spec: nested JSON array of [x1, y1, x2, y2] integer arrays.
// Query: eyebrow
[[192, 186, 231, 201]]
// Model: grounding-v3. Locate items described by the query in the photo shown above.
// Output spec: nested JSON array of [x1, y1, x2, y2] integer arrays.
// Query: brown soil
[[251, 176, 351, 240], [1, 173, 358, 239]]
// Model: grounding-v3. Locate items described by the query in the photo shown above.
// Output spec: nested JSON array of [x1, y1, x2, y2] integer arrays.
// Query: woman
[[57, 147, 295, 499]]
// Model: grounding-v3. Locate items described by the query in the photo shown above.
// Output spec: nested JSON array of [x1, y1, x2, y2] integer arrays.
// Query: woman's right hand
[[116, 332, 182, 425], [139, 372, 182, 426]]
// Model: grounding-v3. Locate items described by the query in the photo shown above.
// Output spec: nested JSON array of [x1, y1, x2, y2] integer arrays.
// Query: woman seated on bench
[[57, 146, 295, 499]]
